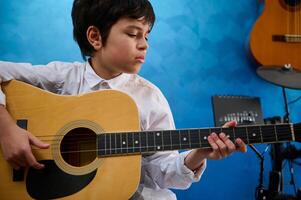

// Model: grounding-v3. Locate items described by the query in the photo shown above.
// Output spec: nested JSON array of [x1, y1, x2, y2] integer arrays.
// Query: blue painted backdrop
[[0, 0, 300, 200]]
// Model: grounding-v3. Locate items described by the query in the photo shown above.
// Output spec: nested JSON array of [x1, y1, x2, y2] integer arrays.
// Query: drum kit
[[255, 64, 301, 200]]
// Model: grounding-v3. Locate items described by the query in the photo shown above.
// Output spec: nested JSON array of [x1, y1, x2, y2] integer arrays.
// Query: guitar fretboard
[[97, 123, 298, 157]]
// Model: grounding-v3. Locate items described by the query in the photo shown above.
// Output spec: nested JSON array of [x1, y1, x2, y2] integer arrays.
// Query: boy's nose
[[137, 38, 149, 50]]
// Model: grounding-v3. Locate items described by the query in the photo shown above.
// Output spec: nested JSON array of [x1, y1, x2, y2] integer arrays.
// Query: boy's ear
[[86, 26, 102, 50]]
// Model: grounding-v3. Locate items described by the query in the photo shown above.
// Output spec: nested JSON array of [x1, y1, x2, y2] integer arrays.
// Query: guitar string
[[30, 134, 298, 155], [30, 124, 297, 138], [30, 137, 293, 156], [31, 134, 294, 155], [32, 131, 296, 151], [38, 129, 295, 144], [29, 128, 298, 154], [30, 126, 298, 144]]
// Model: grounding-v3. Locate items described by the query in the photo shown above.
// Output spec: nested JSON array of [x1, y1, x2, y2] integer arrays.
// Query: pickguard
[[26, 160, 97, 199]]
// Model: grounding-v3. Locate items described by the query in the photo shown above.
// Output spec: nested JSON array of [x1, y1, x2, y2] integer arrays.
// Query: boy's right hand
[[0, 125, 50, 170], [0, 105, 49, 170]]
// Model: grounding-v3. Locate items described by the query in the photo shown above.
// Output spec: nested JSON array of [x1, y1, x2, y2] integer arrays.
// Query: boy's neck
[[89, 58, 122, 80]]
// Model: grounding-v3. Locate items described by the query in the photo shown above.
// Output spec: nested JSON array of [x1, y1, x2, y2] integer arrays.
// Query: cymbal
[[256, 65, 301, 89]]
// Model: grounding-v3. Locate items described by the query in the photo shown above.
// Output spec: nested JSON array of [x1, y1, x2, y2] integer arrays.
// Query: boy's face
[[92, 17, 150, 78]]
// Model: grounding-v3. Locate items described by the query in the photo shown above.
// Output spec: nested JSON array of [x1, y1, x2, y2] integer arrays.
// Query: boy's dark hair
[[72, 0, 155, 60]]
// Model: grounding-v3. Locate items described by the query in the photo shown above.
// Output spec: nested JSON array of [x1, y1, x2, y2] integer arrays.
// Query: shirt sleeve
[[142, 88, 206, 190], [0, 61, 67, 106]]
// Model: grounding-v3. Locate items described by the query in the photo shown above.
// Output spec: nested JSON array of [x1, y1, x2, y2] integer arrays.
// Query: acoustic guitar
[[250, 0, 301, 70], [0, 80, 300, 200]]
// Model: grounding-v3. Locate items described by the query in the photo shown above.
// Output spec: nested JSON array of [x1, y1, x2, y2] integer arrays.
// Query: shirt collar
[[84, 61, 131, 89]]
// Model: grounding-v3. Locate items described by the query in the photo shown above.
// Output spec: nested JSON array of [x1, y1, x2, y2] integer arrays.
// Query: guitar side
[[0, 80, 141, 200], [250, 0, 301, 70]]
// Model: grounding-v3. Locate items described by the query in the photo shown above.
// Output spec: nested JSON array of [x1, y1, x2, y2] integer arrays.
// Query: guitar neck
[[97, 123, 301, 157]]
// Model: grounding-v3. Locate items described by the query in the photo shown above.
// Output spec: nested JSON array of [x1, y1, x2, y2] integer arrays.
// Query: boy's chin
[[123, 67, 140, 74]]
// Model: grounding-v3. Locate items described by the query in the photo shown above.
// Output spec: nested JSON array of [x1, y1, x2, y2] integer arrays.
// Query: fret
[[234, 127, 248, 144], [199, 129, 210, 148], [127, 132, 134, 153], [273, 125, 278, 142], [147, 131, 155, 152], [170, 130, 173, 149], [198, 129, 202, 148], [163, 130, 172, 150], [116, 133, 122, 154], [259, 126, 263, 143], [161, 131, 164, 151], [146, 131, 149, 152], [155, 131, 163, 151], [121, 133, 127, 154], [105, 133, 111, 155], [171, 130, 180, 150], [221, 128, 235, 142], [246, 126, 262, 144], [179, 130, 190, 149], [178, 129, 182, 149], [98, 134, 105, 156], [211, 128, 222, 135], [190, 129, 200, 148], [245, 127, 250, 145], [276, 124, 292, 142], [188, 130, 191, 149], [261, 125, 276, 143], [111, 133, 116, 155], [133, 133, 140, 153], [140, 131, 147, 153]]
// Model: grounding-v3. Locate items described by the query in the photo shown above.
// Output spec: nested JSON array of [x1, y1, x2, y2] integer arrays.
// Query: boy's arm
[[142, 90, 206, 190], [0, 61, 64, 169], [0, 105, 49, 170], [0, 61, 65, 103], [184, 121, 247, 171]]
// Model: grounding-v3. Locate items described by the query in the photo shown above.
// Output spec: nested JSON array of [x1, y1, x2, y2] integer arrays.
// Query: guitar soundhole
[[284, 0, 301, 6], [60, 128, 96, 167], [281, 0, 301, 10]]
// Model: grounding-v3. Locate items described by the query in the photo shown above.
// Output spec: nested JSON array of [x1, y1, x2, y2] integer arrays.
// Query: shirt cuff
[[0, 88, 6, 107], [179, 150, 207, 182]]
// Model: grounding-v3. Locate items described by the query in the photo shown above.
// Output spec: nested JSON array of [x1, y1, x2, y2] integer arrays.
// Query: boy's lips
[[135, 56, 145, 63]]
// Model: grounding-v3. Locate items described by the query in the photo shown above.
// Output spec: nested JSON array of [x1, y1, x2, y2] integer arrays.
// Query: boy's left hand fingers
[[235, 138, 247, 153], [219, 133, 236, 154], [222, 120, 237, 128], [212, 133, 229, 157]]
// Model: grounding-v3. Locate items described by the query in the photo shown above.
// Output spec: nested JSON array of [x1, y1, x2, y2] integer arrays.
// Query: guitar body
[[250, 0, 301, 70], [0, 80, 141, 200]]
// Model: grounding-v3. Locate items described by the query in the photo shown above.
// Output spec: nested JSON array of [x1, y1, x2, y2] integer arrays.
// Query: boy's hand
[[184, 121, 247, 171], [203, 120, 247, 160], [0, 125, 49, 170], [0, 105, 49, 170]]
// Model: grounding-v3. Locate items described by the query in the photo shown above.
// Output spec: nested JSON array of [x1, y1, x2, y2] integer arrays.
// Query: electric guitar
[[250, 0, 301, 70], [0, 80, 300, 200]]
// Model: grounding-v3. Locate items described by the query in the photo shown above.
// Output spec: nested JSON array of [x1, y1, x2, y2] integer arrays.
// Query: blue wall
[[0, 0, 300, 200]]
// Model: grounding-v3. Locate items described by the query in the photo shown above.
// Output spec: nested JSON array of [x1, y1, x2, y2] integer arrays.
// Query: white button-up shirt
[[0, 60, 206, 200]]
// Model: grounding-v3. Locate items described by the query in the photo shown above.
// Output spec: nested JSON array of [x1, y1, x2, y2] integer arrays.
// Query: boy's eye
[[127, 32, 148, 41], [127, 33, 137, 37]]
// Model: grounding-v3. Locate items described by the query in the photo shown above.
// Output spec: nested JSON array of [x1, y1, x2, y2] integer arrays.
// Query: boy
[[0, 0, 246, 199]]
